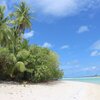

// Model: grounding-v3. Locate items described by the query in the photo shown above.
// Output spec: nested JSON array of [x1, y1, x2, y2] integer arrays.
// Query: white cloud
[[83, 66, 97, 71], [90, 40, 100, 56], [1, 0, 100, 17], [92, 66, 97, 70], [66, 60, 80, 67], [61, 45, 69, 49], [22, 0, 100, 17], [77, 25, 89, 33], [24, 31, 34, 39], [91, 40, 100, 50], [91, 50, 100, 56], [42, 42, 52, 48]]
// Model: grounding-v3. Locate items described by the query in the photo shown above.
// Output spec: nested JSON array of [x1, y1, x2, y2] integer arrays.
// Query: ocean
[[62, 77, 100, 84]]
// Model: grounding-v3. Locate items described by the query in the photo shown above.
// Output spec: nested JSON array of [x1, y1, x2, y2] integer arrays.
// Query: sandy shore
[[0, 81, 100, 100]]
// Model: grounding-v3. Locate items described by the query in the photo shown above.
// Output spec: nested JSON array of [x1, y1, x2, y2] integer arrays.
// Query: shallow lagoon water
[[62, 77, 100, 84]]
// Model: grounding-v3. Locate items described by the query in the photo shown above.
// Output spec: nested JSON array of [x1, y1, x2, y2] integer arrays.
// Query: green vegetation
[[0, 2, 63, 83]]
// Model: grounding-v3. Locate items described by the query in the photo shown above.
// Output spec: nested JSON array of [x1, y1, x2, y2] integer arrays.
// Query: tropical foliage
[[0, 2, 63, 83]]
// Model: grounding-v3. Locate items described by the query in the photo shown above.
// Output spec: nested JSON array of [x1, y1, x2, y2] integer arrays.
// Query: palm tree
[[0, 2, 32, 54], [8, 2, 32, 54], [0, 6, 12, 47], [14, 2, 32, 35]]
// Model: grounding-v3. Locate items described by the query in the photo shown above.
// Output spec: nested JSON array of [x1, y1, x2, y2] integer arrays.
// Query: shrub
[[45, 51, 63, 79], [28, 45, 63, 82], [0, 48, 16, 79], [17, 49, 30, 62], [0, 46, 63, 82], [33, 65, 51, 82], [12, 61, 26, 81], [15, 61, 26, 73]]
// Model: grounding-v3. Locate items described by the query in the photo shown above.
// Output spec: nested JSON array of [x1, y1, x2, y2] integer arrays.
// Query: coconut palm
[[13, 2, 32, 35], [8, 2, 32, 54], [0, 6, 12, 47]]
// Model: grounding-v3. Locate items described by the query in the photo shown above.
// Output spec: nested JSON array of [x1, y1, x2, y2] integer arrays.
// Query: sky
[[0, 0, 100, 77]]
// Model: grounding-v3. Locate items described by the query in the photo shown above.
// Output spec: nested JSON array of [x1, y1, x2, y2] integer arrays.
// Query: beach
[[0, 81, 100, 100]]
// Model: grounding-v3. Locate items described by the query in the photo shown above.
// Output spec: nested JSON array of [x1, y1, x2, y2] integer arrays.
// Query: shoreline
[[63, 76, 100, 78], [0, 80, 100, 100]]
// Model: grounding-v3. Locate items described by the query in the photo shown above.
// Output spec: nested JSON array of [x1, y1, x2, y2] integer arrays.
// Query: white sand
[[0, 81, 100, 100]]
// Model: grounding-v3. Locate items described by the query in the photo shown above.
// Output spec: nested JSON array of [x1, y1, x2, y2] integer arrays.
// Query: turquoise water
[[62, 77, 100, 84]]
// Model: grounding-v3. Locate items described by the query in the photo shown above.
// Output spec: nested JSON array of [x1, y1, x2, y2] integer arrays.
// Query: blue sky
[[1, 0, 100, 77]]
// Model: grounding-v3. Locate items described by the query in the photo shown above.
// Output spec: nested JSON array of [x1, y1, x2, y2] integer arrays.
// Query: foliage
[[0, 48, 16, 79], [0, 6, 12, 47], [15, 61, 26, 73], [0, 2, 63, 83], [17, 49, 30, 62], [27, 46, 63, 82]]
